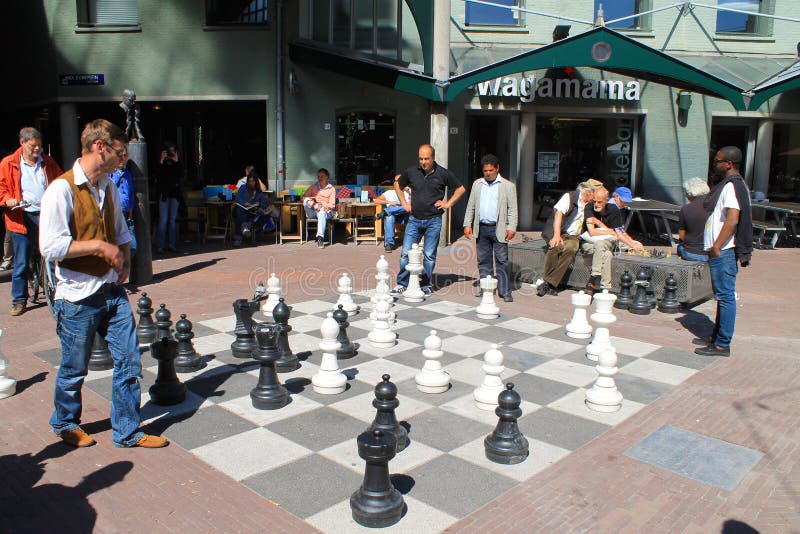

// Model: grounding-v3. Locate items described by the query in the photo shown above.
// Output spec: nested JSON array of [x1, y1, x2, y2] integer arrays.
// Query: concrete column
[[59, 103, 80, 168], [432, 0, 451, 245], [127, 142, 153, 285], [753, 119, 774, 196], [518, 111, 536, 231]]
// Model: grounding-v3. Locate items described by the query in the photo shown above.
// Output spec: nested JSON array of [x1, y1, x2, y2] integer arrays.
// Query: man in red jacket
[[0, 127, 63, 316]]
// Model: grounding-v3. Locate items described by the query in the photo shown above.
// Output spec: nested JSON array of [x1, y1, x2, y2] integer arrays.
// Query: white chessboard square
[[425, 316, 489, 335], [197, 315, 235, 332], [289, 314, 330, 333], [191, 427, 312, 481], [192, 332, 236, 356], [450, 435, 570, 482], [609, 336, 661, 357], [441, 335, 498, 358], [418, 301, 475, 315], [290, 299, 340, 315], [287, 332, 326, 354], [510, 336, 582, 358], [444, 359, 520, 391], [319, 437, 445, 476], [347, 358, 422, 386], [440, 391, 540, 426], [329, 390, 434, 425], [496, 317, 561, 335], [307, 495, 457, 534], [619, 358, 699, 385], [218, 392, 324, 426], [525, 359, 598, 387], [140, 389, 214, 424], [349, 316, 414, 332], [547, 388, 647, 426], [350, 337, 420, 358]]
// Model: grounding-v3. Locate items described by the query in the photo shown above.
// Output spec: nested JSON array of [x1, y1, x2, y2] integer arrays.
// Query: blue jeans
[[126, 218, 137, 258], [155, 197, 179, 249], [396, 215, 442, 288], [50, 285, 144, 446], [677, 244, 707, 262], [476, 224, 510, 295], [382, 205, 408, 246], [303, 205, 328, 238], [10, 212, 39, 304], [708, 248, 738, 349]]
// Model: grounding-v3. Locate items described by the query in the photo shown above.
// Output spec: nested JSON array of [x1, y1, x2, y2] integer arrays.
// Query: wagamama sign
[[475, 75, 641, 103]]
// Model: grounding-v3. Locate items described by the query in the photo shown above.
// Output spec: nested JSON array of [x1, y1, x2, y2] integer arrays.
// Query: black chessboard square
[[469, 325, 531, 345], [518, 407, 611, 451], [266, 407, 366, 451], [33, 348, 62, 368], [243, 454, 362, 519], [383, 348, 462, 373], [394, 308, 450, 324], [559, 349, 637, 369], [184, 322, 219, 339], [643, 346, 715, 370], [395, 376, 474, 406], [499, 347, 551, 372], [537, 327, 592, 345], [613, 373, 673, 405], [153, 405, 259, 450], [503, 373, 576, 406], [391, 325, 457, 345], [405, 410, 492, 452], [185, 368, 256, 403]]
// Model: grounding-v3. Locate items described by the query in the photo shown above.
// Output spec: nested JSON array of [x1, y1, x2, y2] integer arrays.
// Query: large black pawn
[[273, 298, 299, 372], [644, 266, 657, 309], [484, 383, 529, 465], [88, 333, 113, 371], [614, 270, 633, 309], [629, 266, 651, 315], [334, 304, 356, 359], [350, 429, 405, 528], [154, 304, 173, 343], [231, 298, 258, 359], [136, 292, 156, 346], [658, 272, 681, 314], [250, 323, 289, 410], [367, 374, 408, 453], [148, 337, 186, 405], [174, 314, 202, 373]]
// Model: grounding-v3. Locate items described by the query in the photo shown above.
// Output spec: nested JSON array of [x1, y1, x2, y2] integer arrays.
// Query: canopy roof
[[290, 25, 798, 110]]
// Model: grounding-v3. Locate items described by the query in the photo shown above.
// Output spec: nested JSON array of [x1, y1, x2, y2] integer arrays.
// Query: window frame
[[464, 0, 521, 28], [205, 0, 270, 28], [714, 0, 774, 37], [75, 0, 141, 31], [594, 0, 653, 33]]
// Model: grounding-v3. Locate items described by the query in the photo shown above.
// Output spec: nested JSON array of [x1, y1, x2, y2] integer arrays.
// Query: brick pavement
[[1, 235, 798, 532]]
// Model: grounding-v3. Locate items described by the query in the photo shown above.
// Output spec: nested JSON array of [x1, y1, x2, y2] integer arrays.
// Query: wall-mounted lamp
[[676, 91, 692, 127], [553, 25, 571, 42]]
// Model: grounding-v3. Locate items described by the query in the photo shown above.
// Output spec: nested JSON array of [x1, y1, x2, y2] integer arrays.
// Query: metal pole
[[275, 0, 286, 193]]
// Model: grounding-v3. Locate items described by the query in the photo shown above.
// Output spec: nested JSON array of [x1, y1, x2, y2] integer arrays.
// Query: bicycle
[[13, 201, 56, 315]]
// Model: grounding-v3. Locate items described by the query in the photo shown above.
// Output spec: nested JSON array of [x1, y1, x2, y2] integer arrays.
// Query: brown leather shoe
[[59, 428, 96, 447], [10, 302, 26, 316], [131, 434, 169, 448]]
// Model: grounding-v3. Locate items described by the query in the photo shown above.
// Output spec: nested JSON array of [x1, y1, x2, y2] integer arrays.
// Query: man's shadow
[[675, 308, 715, 338]]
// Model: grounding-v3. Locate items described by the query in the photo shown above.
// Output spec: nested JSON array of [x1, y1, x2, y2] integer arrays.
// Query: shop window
[[465, 0, 519, 27], [335, 111, 396, 185], [77, 0, 139, 27], [594, 0, 651, 31], [769, 123, 800, 201], [206, 0, 268, 26], [716, 0, 773, 35], [310, 0, 403, 61]]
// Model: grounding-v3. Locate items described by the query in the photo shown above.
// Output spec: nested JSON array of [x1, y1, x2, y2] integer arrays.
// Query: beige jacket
[[463, 175, 518, 243]]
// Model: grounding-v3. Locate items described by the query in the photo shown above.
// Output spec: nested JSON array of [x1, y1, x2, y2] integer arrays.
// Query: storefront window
[[336, 112, 396, 185], [769, 123, 800, 201]]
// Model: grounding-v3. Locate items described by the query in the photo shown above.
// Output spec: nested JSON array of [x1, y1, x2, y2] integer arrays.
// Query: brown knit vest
[[57, 170, 117, 277]]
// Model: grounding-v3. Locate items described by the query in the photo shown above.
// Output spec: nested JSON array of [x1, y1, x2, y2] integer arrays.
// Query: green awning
[[744, 60, 800, 111]]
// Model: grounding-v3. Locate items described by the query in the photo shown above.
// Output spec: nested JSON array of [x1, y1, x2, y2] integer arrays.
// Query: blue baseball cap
[[614, 187, 633, 203]]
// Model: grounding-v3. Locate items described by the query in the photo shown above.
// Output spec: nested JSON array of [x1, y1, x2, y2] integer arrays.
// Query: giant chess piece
[[312, 313, 347, 394], [154, 303, 173, 344], [368, 298, 396, 348], [250, 323, 289, 409], [273, 298, 299, 373], [148, 337, 186, 405], [367, 374, 408, 452], [484, 383, 529, 464], [415, 330, 450, 393], [336, 272, 359, 314], [658, 272, 681, 314], [136, 292, 156, 347], [629, 266, 651, 315], [333, 305, 356, 360], [586, 290, 617, 362], [585, 346, 623, 412], [474, 345, 505, 410], [231, 298, 258, 359], [174, 314, 202, 373], [0, 331, 17, 399], [261, 272, 282, 321], [476, 276, 500, 319], [88, 333, 113, 371], [614, 270, 634, 310], [371, 255, 395, 323], [350, 429, 405, 528], [644, 266, 657, 309], [403, 243, 425, 302], [566, 290, 593, 339]]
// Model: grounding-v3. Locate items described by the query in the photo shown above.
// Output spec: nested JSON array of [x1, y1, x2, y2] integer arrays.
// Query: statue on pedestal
[[120, 89, 145, 141]]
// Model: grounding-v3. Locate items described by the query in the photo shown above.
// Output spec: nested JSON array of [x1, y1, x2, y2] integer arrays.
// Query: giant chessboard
[[34, 293, 716, 533]]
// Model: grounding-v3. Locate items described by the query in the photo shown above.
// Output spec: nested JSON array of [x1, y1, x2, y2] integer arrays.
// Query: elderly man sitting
[[677, 177, 710, 262]]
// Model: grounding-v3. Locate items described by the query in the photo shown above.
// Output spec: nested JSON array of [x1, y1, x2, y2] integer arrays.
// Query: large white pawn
[[336, 272, 358, 314], [475, 276, 500, 319], [403, 243, 425, 303], [474, 344, 505, 410], [0, 330, 16, 399], [586, 290, 617, 362], [585, 346, 623, 412], [261, 272, 282, 320], [566, 291, 593, 339], [368, 298, 397, 348], [312, 313, 347, 394], [415, 330, 450, 393]]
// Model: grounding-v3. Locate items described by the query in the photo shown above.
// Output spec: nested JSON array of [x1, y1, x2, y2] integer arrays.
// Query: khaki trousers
[[581, 238, 617, 289], [543, 234, 580, 287]]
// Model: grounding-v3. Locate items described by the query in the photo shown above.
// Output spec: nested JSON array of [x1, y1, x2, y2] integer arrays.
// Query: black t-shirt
[[584, 201, 623, 233], [398, 163, 462, 220], [678, 195, 708, 255], [156, 159, 183, 199]]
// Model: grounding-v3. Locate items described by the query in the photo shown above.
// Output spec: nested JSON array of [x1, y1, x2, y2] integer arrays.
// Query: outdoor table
[[754, 201, 800, 238], [623, 199, 682, 247], [279, 202, 304, 244]]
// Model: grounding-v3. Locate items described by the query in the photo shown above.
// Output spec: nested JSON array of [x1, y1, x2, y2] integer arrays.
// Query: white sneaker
[[531, 278, 544, 289], [390, 285, 405, 295]]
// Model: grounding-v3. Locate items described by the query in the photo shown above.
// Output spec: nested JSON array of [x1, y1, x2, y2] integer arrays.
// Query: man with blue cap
[[610, 186, 633, 208]]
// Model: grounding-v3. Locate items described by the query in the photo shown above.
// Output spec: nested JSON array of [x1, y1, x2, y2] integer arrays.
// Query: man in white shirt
[[374, 177, 410, 253]]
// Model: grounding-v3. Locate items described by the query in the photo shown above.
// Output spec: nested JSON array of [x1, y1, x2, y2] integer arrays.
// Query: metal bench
[[751, 219, 785, 249]]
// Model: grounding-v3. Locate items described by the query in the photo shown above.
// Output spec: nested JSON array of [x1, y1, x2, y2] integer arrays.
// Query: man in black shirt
[[391, 144, 465, 296], [581, 187, 642, 294]]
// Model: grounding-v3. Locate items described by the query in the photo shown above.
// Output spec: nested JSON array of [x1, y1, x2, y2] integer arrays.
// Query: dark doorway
[[710, 122, 750, 185], [335, 111, 395, 185], [466, 114, 512, 184]]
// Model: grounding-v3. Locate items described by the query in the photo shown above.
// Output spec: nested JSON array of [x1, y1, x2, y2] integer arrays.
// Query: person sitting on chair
[[233, 172, 274, 246], [236, 165, 268, 192], [374, 176, 410, 253], [302, 168, 336, 248]]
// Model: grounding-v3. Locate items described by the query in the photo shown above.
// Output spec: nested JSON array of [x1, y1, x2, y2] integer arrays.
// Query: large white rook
[[403, 243, 425, 302], [586, 290, 617, 362], [336, 272, 358, 314], [0, 330, 16, 399], [566, 290, 593, 339], [415, 330, 450, 393], [475, 276, 499, 319], [312, 313, 347, 394], [585, 346, 623, 412], [474, 344, 505, 410], [261, 272, 282, 320]]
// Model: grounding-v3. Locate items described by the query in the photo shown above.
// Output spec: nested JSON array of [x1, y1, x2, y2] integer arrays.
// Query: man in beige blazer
[[463, 154, 518, 302]]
